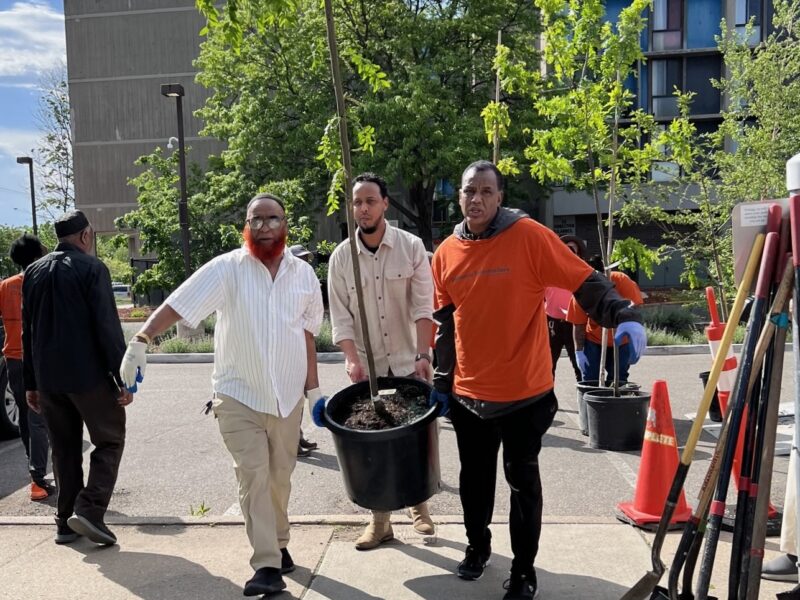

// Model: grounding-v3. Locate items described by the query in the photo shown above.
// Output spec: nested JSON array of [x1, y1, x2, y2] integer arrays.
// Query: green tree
[[0, 225, 25, 279], [195, 0, 542, 248], [713, 1, 800, 204], [494, 0, 657, 267], [617, 0, 800, 315], [33, 64, 74, 219], [96, 235, 134, 284], [119, 147, 240, 295], [119, 147, 316, 295]]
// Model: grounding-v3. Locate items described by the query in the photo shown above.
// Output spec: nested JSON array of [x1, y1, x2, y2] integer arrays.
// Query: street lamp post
[[160, 83, 191, 279], [15, 156, 37, 235]]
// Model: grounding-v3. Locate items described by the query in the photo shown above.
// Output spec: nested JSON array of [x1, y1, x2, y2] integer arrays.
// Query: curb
[[143, 345, 793, 364], [147, 352, 346, 364]]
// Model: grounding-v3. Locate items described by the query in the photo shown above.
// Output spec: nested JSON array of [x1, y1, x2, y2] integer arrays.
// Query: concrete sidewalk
[[1, 516, 793, 599]]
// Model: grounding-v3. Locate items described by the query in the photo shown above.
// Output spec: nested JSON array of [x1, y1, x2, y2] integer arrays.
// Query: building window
[[651, 59, 681, 118], [652, 0, 682, 51], [686, 56, 721, 115], [736, 0, 761, 43], [651, 126, 680, 182]]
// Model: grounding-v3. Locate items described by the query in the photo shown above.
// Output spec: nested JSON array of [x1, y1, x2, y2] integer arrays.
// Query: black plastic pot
[[585, 388, 651, 451], [576, 380, 639, 437], [698, 371, 723, 422], [323, 376, 441, 511]]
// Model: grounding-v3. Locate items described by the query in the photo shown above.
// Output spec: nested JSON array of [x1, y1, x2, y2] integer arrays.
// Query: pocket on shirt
[[385, 264, 413, 296]]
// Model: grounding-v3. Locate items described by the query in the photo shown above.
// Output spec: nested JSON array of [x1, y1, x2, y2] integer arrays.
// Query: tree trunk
[[408, 180, 434, 250]]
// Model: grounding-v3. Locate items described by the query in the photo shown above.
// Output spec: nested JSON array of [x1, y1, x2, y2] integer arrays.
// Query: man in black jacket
[[23, 210, 132, 546]]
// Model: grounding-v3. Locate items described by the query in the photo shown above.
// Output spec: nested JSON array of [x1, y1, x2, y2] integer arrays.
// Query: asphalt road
[[0, 353, 793, 523]]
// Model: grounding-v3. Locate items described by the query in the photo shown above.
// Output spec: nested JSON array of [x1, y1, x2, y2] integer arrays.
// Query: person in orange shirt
[[567, 255, 644, 384], [0, 233, 50, 501], [428, 160, 646, 600], [544, 235, 587, 383]]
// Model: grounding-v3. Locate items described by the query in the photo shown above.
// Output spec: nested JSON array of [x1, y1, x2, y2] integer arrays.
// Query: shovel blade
[[620, 569, 665, 600]]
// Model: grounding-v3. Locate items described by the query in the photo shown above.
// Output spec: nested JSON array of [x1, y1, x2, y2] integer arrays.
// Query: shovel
[[620, 233, 764, 600]]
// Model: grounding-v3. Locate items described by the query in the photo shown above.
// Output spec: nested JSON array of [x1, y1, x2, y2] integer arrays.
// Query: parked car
[[0, 324, 19, 439], [112, 283, 131, 299]]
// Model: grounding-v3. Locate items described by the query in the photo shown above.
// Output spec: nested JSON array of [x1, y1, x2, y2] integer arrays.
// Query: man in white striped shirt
[[327, 172, 436, 550], [119, 193, 324, 597]]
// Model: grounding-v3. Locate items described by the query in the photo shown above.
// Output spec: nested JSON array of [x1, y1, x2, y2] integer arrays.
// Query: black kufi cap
[[54, 210, 90, 237]]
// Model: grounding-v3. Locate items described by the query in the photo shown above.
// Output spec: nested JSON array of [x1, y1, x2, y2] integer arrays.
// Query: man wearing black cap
[[22, 210, 131, 546]]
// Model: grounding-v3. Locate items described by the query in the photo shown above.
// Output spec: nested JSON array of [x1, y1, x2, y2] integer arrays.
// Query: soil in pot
[[330, 382, 428, 430]]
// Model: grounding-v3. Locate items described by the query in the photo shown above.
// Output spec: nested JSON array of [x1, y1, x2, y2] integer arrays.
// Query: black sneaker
[[281, 547, 295, 574], [457, 544, 491, 580], [54, 517, 81, 545], [503, 571, 539, 600], [243, 567, 286, 596], [298, 436, 317, 451], [33, 479, 57, 495], [67, 514, 117, 545]]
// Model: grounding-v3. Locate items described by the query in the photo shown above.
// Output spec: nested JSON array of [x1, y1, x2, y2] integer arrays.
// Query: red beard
[[243, 226, 287, 262]]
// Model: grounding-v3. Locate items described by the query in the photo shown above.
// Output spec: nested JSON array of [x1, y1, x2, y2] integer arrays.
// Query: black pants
[[547, 316, 581, 382], [39, 380, 126, 522], [7, 358, 50, 482], [449, 392, 558, 576]]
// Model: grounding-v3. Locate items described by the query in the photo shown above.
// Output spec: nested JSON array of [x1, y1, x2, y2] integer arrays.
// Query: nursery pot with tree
[[312, 0, 440, 510]]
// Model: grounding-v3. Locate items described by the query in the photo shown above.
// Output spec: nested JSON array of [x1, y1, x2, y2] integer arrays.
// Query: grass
[[189, 501, 211, 517]]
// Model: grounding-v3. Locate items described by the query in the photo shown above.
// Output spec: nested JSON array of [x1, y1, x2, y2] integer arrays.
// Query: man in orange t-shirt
[[0, 234, 50, 501], [567, 255, 643, 384], [429, 160, 646, 600]]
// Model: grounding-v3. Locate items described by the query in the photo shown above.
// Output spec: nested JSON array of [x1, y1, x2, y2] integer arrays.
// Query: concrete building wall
[[65, 0, 225, 233]]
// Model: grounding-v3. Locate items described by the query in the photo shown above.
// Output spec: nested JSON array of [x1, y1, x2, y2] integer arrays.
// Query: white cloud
[[0, 127, 40, 158], [0, 2, 65, 79]]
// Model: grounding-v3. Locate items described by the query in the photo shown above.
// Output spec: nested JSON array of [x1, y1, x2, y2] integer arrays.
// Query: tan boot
[[410, 502, 435, 535], [355, 512, 394, 550]]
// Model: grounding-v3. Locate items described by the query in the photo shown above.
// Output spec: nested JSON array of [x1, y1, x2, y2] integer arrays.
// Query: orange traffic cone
[[617, 380, 692, 529]]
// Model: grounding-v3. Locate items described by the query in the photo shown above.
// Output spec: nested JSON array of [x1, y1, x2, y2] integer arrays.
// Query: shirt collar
[[54, 242, 83, 253], [356, 220, 396, 254], [238, 245, 297, 270]]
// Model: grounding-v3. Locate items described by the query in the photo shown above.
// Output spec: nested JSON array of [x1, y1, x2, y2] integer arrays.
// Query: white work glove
[[120, 341, 147, 392], [306, 387, 327, 427]]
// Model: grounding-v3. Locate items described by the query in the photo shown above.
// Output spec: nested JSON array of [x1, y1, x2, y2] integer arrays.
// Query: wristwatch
[[415, 353, 431, 363]]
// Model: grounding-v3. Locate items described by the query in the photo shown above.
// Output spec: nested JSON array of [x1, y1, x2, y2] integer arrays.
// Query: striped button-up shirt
[[166, 247, 323, 416], [328, 223, 433, 377]]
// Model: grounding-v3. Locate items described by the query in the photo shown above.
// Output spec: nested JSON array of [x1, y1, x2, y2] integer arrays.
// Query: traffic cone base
[[617, 380, 693, 529]]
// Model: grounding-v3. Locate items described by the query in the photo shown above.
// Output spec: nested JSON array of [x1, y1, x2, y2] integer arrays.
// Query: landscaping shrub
[[642, 304, 698, 337], [157, 335, 214, 353]]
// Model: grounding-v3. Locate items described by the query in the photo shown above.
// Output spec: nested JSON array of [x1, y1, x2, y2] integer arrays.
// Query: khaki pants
[[213, 393, 302, 570]]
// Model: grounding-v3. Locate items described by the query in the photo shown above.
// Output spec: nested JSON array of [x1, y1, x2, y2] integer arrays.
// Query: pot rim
[[324, 376, 438, 440]]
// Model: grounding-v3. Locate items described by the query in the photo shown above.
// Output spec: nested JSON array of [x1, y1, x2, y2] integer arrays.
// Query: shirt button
[[376, 276, 379, 279], [381, 316, 384, 319], [384, 333, 388, 336], [378, 296, 382, 300]]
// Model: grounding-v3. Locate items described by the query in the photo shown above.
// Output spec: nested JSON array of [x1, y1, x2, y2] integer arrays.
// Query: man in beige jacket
[[328, 172, 436, 550]]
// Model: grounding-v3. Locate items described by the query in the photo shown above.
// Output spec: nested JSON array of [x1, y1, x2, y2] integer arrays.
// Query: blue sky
[[0, 0, 65, 227]]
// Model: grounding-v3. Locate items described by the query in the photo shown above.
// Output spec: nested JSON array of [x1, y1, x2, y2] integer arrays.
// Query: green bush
[[157, 335, 214, 353], [316, 316, 337, 352], [642, 304, 698, 337], [647, 327, 691, 346]]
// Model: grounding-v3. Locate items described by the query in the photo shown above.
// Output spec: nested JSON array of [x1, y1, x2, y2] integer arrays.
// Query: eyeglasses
[[247, 216, 285, 230]]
